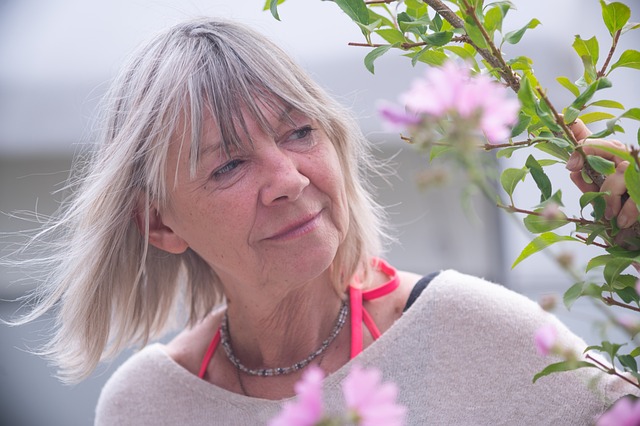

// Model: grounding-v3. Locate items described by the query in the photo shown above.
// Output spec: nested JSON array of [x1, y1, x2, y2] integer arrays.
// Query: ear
[[134, 197, 189, 254]]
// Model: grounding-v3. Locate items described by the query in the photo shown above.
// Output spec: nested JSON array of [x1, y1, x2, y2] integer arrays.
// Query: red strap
[[349, 284, 363, 359], [198, 328, 220, 379], [362, 258, 399, 301], [362, 307, 381, 340]]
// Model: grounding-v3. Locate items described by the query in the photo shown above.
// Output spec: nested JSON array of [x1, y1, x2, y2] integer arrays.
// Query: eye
[[211, 159, 243, 179], [288, 125, 315, 142]]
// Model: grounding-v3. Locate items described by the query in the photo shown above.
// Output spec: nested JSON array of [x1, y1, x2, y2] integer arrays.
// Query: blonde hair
[[10, 17, 386, 382]]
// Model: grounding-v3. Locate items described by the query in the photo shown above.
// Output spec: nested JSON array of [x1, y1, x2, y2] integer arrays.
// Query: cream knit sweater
[[95, 270, 638, 425]]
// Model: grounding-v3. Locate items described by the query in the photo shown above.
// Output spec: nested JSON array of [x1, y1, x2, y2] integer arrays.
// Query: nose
[[259, 148, 310, 205]]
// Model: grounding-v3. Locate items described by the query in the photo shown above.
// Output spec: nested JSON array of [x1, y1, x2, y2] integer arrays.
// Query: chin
[[276, 239, 339, 284]]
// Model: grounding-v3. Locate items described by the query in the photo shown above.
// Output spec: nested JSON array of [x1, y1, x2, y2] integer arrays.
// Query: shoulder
[[95, 344, 171, 425], [164, 308, 224, 376], [425, 269, 547, 320]]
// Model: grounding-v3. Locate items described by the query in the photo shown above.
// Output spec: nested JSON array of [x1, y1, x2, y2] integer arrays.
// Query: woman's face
[[160, 105, 350, 298]]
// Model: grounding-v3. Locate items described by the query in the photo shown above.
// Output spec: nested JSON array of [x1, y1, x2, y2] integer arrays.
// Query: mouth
[[265, 210, 323, 241]]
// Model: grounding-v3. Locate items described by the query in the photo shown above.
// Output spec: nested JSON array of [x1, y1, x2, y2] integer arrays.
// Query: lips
[[264, 210, 323, 241]]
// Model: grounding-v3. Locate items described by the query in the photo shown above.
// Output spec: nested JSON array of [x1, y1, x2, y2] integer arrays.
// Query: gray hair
[[11, 17, 387, 382]]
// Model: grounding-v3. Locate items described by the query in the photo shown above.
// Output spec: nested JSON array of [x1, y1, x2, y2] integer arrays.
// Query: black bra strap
[[403, 272, 439, 312]]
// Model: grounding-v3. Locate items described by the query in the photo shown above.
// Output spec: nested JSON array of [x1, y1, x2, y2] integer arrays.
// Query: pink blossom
[[635, 278, 640, 296], [597, 397, 640, 426], [541, 202, 563, 220], [383, 60, 520, 143], [342, 365, 406, 426], [534, 324, 557, 356], [269, 366, 324, 426], [377, 101, 421, 130]]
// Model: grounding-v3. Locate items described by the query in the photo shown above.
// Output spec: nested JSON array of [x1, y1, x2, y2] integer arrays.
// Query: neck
[[224, 272, 345, 371]]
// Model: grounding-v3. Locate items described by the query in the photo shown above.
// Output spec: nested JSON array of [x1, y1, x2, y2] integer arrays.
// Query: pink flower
[[342, 365, 406, 426], [534, 324, 557, 356], [377, 101, 420, 130], [383, 60, 520, 143], [269, 366, 324, 426], [635, 278, 640, 296], [541, 202, 564, 220], [597, 397, 640, 426]]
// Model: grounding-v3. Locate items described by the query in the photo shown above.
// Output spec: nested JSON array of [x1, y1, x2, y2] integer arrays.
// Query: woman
[[14, 18, 639, 425]]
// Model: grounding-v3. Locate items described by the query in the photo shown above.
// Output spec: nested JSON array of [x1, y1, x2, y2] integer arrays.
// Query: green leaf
[[429, 144, 454, 161], [580, 111, 617, 124], [415, 49, 448, 66], [504, 18, 541, 44], [600, 0, 631, 36], [622, 108, 640, 121], [535, 141, 571, 162], [484, 5, 505, 35], [512, 233, 579, 268], [533, 360, 598, 383], [556, 76, 580, 97], [364, 44, 394, 74], [563, 282, 584, 309], [496, 146, 527, 159], [586, 254, 614, 271], [631, 347, 640, 358], [405, 0, 427, 17], [376, 28, 406, 45], [610, 49, 640, 71], [368, 9, 395, 28], [523, 211, 569, 233], [464, 18, 489, 49], [507, 56, 534, 71], [564, 282, 603, 309], [622, 22, 640, 35], [625, 165, 640, 207], [335, 0, 370, 25], [444, 45, 476, 62], [500, 167, 527, 197], [602, 341, 626, 363], [581, 141, 635, 163], [573, 35, 600, 69], [510, 112, 531, 137], [580, 192, 607, 220], [430, 11, 443, 32], [613, 274, 639, 290], [518, 75, 538, 116], [586, 155, 616, 175], [589, 99, 625, 109], [603, 258, 633, 285], [421, 31, 454, 47], [571, 78, 613, 110], [606, 246, 640, 260], [535, 102, 563, 133], [564, 106, 581, 125], [526, 155, 552, 201], [264, 0, 286, 20], [618, 354, 638, 373]]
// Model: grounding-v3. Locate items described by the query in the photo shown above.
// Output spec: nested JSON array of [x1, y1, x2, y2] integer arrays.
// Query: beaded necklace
[[219, 299, 348, 377]]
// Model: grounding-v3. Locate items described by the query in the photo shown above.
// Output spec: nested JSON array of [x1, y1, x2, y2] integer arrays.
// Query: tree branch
[[585, 353, 640, 389], [575, 234, 609, 249], [598, 29, 621, 78], [348, 36, 467, 50], [535, 86, 579, 148], [602, 296, 640, 313], [496, 203, 596, 227]]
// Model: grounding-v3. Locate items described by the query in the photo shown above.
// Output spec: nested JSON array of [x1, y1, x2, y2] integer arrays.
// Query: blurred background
[[0, 0, 638, 424]]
